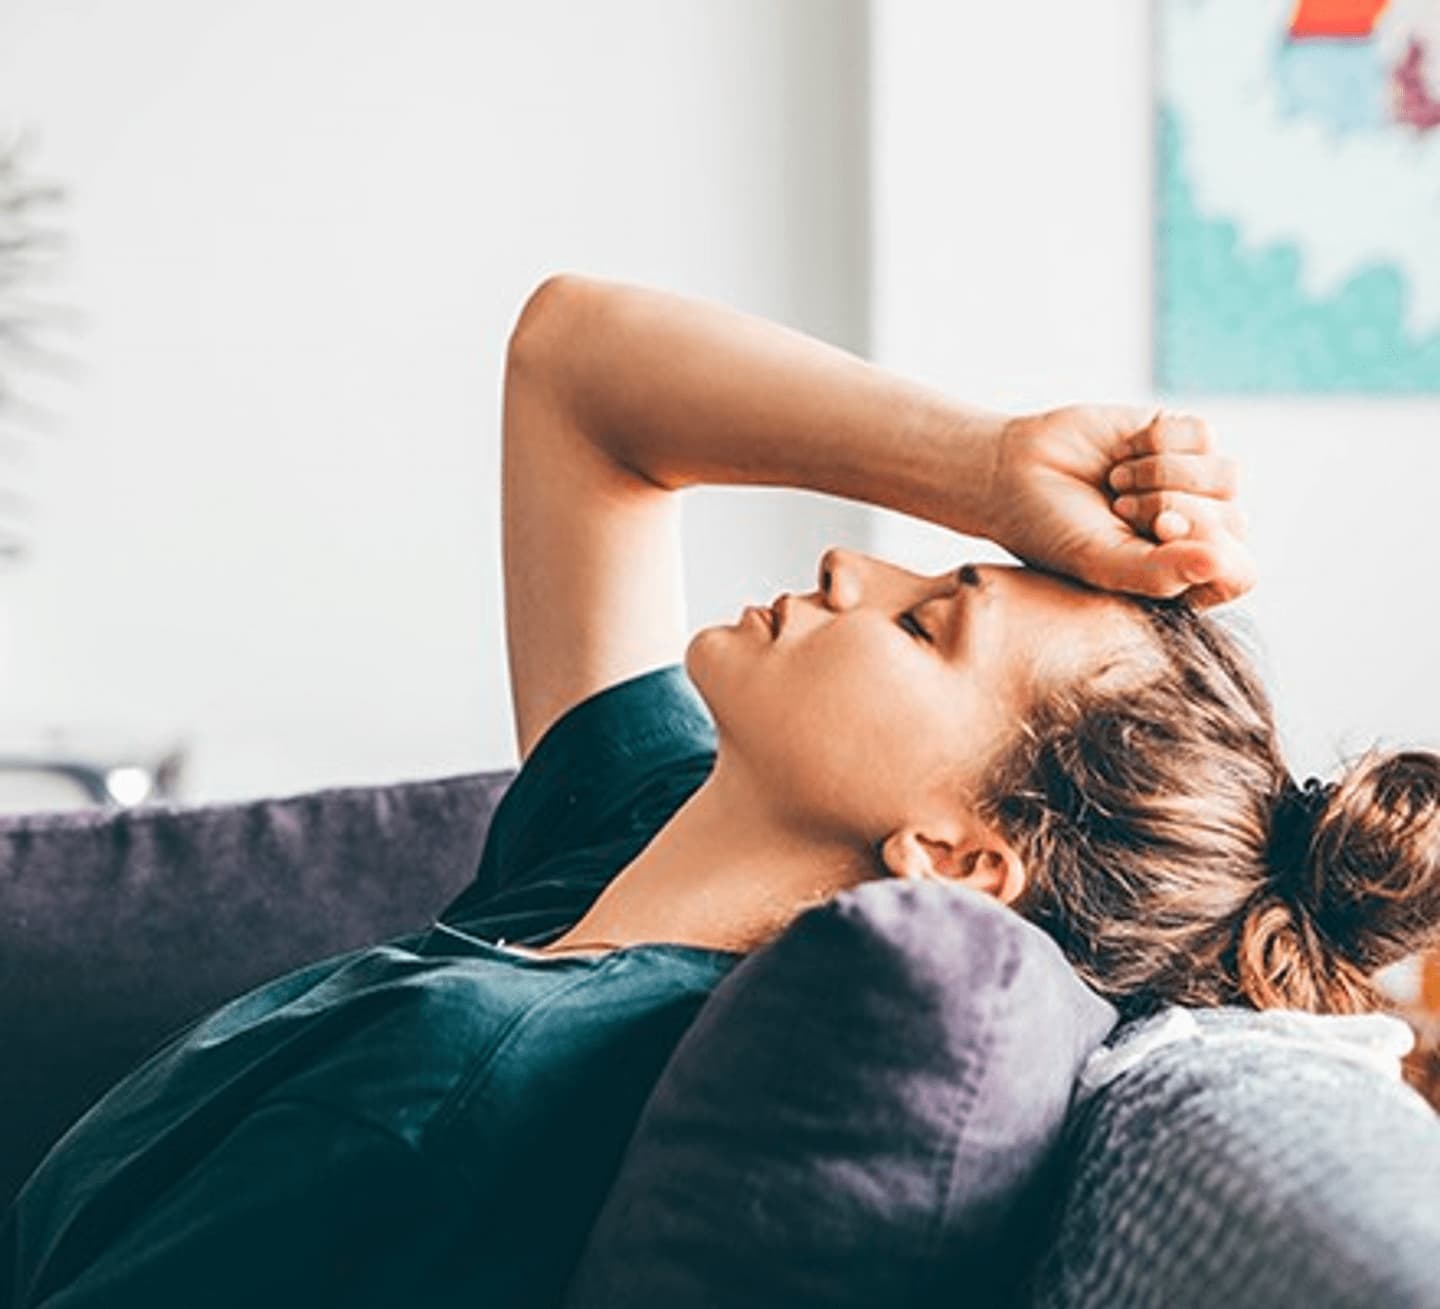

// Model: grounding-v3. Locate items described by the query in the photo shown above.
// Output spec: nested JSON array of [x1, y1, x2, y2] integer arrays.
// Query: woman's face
[[687, 546, 1159, 845]]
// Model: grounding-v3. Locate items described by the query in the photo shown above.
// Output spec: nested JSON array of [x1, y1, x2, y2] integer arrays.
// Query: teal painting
[[1156, 0, 1440, 393]]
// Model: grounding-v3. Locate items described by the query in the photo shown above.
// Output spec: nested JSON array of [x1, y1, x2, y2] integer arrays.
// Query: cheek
[[804, 624, 924, 715], [694, 619, 938, 786], [755, 629, 931, 789]]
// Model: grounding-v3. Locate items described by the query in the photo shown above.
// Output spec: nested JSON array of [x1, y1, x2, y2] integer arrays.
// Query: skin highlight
[[542, 545, 1163, 958]]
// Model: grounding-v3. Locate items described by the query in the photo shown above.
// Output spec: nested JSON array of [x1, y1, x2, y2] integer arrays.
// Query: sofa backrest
[[7, 771, 1440, 1309], [0, 770, 515, 1207], [1028, 1005, 1440, 1308]]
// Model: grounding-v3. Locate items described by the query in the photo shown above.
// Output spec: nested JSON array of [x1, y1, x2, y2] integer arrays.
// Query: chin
[[683, 630, 713, 691], [683, 629, 733, 721]]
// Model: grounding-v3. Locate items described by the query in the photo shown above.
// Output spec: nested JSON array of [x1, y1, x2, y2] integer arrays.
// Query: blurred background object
[[0, 724, 186, 813], [0, 0, 871, 806], [0, 0, 1434, 808], [0, 130, 71, 572], [1155, 0, 1440, 393], [0, 127, 105, 808]]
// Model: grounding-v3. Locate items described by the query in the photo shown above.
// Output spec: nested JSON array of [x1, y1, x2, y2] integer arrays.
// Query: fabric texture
[[0, 769, 507, 1208], [3, 663, 740, 1309], [562, 877, 1120, 1309], [8, 655, 1440, 1307], [1031, 1004, 1440, 1309], [439, 663, 721, 946], [1076, 1002, 1417, 1094]]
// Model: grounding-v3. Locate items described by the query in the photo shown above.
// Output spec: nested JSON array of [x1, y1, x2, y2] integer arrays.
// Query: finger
[[1109, 452, 1240, 499], [1111, 488, 1246, 543], [1094, 405, 1164, 463], [1111, 486, 1249, 552], [1175, 533, 1260, 609], [1174, 499, 1246, 541], [1152, 507, 1192, 542], [1084, 530, 1258, 605], [1123, 410, 1215, 460], [1112, 489, 1219, 537]]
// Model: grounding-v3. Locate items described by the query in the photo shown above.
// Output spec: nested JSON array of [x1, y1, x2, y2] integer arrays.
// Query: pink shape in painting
[[1393, 36, 1440, 130]]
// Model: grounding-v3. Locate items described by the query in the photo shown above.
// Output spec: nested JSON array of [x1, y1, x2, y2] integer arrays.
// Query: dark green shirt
[[5, 665, 740, 1308]]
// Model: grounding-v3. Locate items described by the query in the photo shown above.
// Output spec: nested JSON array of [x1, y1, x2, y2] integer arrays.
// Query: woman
[[4, 275, 1434, 1308], [505, 274, 1437, 1019]]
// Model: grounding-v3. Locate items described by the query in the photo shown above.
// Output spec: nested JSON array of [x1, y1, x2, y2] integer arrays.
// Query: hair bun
[[1303, 748, 1440, 973], [1266, 775, 1334, 898], [1239, 749, 1440, 1015]]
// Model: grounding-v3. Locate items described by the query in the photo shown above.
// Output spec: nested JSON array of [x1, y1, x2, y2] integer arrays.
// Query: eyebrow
[[940, 563, 984, 657]]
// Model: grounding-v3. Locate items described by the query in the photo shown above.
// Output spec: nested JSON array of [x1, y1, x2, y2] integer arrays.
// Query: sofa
[[3, 770, 1438, 1307]]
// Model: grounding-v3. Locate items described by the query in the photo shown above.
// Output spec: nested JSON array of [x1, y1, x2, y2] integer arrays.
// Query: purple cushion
[[0, 770, 514, 1208], [563, 878, 1118, 1308]]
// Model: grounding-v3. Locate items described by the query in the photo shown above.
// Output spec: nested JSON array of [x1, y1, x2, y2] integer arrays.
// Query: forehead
[[986, 564, 1161, 692]]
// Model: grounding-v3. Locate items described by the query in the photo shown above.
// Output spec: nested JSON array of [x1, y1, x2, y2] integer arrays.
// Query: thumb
[[1089, 535, 1231, 601]]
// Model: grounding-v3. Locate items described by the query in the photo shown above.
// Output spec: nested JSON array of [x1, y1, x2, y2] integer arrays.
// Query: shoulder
[[445, 664, 717, 925]]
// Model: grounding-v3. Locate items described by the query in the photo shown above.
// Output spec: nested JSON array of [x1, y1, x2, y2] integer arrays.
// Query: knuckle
[[1129, 425, 1161, 459], [1155, 455, 1183, 489], [1159, 410, 1212, 453], [1141, 452, 1206, 493], [1131, 455, 1162, 490]]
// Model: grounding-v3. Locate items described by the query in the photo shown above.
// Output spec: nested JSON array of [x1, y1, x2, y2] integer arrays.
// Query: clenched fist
[[984, 405, 1255, 609]]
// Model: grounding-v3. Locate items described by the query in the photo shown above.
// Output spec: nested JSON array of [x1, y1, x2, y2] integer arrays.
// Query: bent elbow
[[505, 272, 592, 379]]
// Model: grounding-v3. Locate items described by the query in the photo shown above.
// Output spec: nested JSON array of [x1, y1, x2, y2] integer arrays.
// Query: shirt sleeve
[[11, 1099, 480, 1309], [437, 663, 717, 934]]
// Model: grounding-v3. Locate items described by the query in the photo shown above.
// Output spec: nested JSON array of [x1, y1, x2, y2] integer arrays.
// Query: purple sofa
[[0, 771, 507, 1208], [3, 772, 1438, 1308]]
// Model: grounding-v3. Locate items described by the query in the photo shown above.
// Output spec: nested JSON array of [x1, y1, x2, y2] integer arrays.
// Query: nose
[[817, 544, 915, 613], [817, 545, 864, 611], [817, 545, 965, 614]]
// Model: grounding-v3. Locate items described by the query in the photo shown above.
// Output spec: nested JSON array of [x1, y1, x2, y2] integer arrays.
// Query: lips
[[742, 595, 786, 638], [768, 593, 789, 637], [742, 605, 773, 636]]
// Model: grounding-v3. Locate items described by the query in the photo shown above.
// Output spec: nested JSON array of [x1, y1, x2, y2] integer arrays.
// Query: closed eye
[[898, 609, 932, 643]]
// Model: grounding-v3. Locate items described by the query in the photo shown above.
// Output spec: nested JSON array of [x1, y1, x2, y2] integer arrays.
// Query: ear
[[879, 823, 1027, 906]]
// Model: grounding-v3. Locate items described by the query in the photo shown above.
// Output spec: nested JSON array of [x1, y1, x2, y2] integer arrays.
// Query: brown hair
[[979, 595, 1440, 1027]]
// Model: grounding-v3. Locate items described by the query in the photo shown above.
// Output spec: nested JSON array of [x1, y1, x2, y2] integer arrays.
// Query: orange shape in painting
[[1290, 0, 1390, 38]]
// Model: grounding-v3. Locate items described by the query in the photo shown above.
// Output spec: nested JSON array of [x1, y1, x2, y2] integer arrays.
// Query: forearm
[[508, 273, 1008, 537]]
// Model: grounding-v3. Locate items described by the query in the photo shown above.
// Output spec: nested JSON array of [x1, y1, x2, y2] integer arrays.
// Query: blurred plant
[[0, 130, 74, 570]]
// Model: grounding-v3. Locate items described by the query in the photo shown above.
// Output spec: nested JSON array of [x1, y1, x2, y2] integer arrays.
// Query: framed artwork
[[1155, 0, 1440, 392]]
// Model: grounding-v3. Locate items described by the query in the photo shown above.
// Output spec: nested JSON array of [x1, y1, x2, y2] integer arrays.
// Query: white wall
[[5, 0, 1434, 809], [0, 0, 870, 803], [869, 0, 1440, 778]]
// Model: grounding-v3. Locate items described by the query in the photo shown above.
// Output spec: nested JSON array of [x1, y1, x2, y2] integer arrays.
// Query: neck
[[545, 750, 881, 955]]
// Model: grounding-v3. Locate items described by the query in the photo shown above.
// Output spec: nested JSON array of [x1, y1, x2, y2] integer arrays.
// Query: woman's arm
[[500, 273, 1251, 758], [517, 273, 1005, 537], [500, 271, 1007, 760], [525, 274, 1250, 600]]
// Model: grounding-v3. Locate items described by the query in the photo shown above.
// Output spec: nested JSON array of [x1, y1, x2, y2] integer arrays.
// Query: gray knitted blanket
[[1028, 1005, 1440, 1309]]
